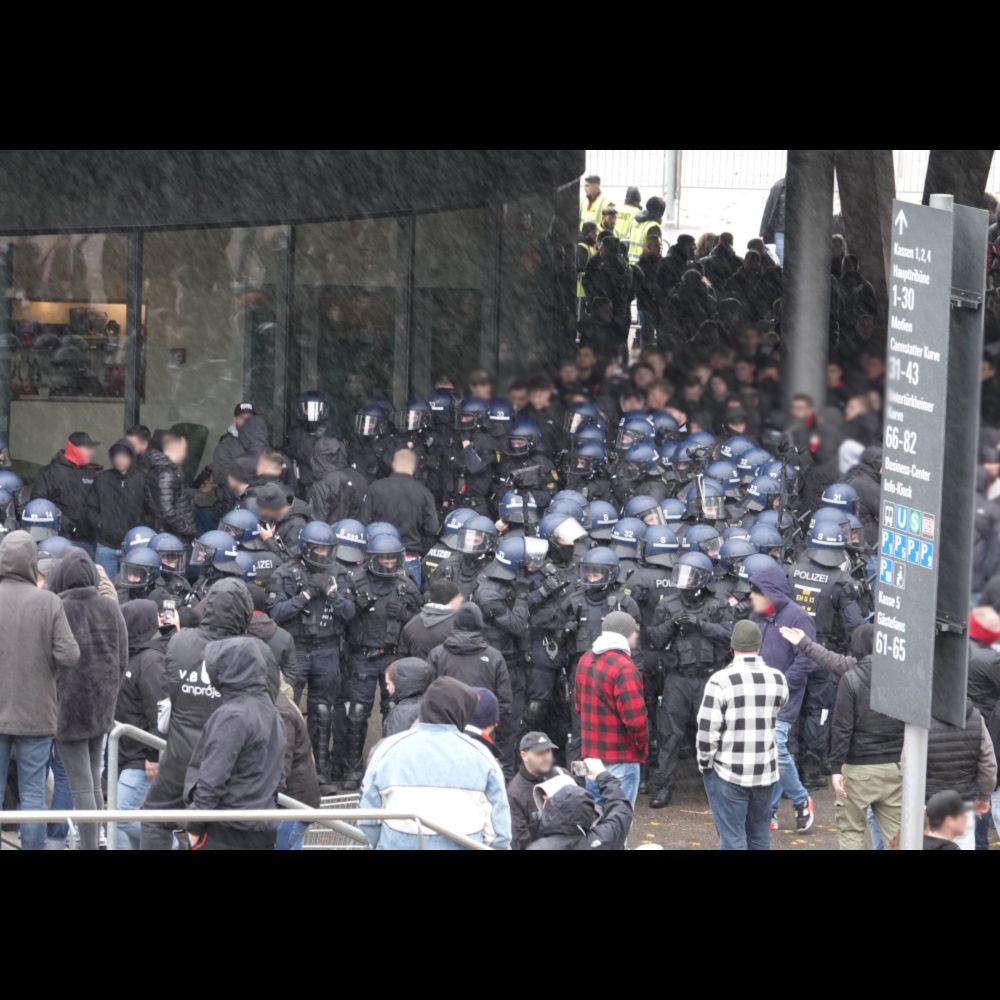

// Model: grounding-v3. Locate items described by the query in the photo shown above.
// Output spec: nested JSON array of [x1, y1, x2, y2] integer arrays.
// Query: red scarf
[[968, 612, 1000, 647], [63, 440, 88, 467]]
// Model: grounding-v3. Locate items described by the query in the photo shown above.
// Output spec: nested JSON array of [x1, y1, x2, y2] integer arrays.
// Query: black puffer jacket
[[116, 600, 170, 770], [145, 579, 277, 811], [507, 764, 569, 851], [144, 449, 197, 541], [383, 658, 434, 738], [184, 637, 285, 844], [828, 656, 905, 772], [48, 549, 129, 741], [844, 446, 882, 547], [307, 437, 366, 522], [926, 704, 991, 802], [968, 639, 1000, 722], [527, 771, 632, 851], [427, 626, 512, 728], [86, 440, 147, 548]]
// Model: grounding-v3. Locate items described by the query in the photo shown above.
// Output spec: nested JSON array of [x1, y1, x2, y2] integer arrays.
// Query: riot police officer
[[269, 521, 357, 788], [149, 532, 198, 625], [473, 535, 532, 749], [610, 443, 666, 506], [609, 516, 648, 583], [789, 518, 866, 787], [427, 514, 498, 599], [421, 507, 476, 585], [349, 402, 395, 479], [220, 507, 278, 587], [190, 530, 242, 601], [586, 499, 619, 542], [446, 398, 497, 514], [496, 491, 539, 540], [342, 532, 422, 788], [648, 552, 732, 809], [21, 498, 61, 542], [116, 546, 163, 606], [716, 536, 756, 608], [562, 438, 613, 502], [284, 390, 336, 492], [493, 416, 559, 514]]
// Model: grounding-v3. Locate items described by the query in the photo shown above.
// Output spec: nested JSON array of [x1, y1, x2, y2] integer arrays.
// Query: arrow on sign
[[894, 209, 908, 236]]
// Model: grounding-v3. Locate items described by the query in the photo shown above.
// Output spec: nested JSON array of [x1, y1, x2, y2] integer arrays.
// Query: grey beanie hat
[[602, 611, 638, 638]]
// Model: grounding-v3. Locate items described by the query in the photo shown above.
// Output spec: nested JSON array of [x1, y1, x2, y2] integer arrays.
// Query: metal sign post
[[871, 194, 988, 850]]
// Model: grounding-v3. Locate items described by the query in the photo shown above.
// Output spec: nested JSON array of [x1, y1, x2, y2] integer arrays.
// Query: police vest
[[347, 567, 413, 650], [789, 559, 845, 646], [628, 219, 663, 265], [283, 563, 348, 646], [580, 193, 612, 229], [627, 564, 674, 631], [615, 205, 641, 247], [577, 242, 596, 299], [661, 591, 726, 674]]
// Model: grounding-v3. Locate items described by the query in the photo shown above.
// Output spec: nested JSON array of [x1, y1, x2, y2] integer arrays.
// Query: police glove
[[538, 575, 568, 601], [385, 598, 405, 620], [673, 612, 694, 632]]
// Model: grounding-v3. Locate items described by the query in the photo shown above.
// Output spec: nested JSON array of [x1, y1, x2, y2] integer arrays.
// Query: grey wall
[[0, 149, 586, 233]]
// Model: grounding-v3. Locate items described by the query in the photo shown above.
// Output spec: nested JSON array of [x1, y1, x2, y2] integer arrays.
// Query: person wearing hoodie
[[47, 548, 129, 850], [383, 658, 435, 738], [506, 731, 567, 850], [140, 578, 278, 850], [32, 431, 99, 548], [307, 437, 367, 523], [246, 585, 297, 683], [427, 602, 514, 774], [573, 611, 648, 807], [185, 637, 286, 851], [0, 531, 80, 850], [144, 432, 197, 542], [526, 758, 633, 851], [87, 439, 146, 578], [465, 687, 502, 763], [211, 406, 268, 484], [748, 562, 818, 833], [399, 580, 463, 659], [359, 677, 511, 850], [843, 445, 882, 547], [115, 600, 173, 850], [254, 482, 313, 563], [275, 675, 321, 851]]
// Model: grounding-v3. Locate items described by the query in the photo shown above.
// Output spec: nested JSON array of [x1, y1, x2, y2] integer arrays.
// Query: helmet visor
[[554, 519, 587, 546], [301, 400, 327, 423], [190, 540, 217, 567], [672, 563, 710, 590], [580, 564, 614, 589], [702, 495, 725, 520], [455, 528, 492, 555], [158, 549, 187, 575], [397, 409, 426, 432], [370, 552, 403, 577], [123, 563, 157, 588], [303, 542, 334, 569], [354, 413, 383, 438], [564, 411, 589, 435], [524, 537, 549, 571]]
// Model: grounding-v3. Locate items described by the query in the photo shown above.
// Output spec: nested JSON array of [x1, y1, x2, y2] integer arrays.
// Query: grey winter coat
[[0, 531, 80, 736], [48, 548, 128, 741]]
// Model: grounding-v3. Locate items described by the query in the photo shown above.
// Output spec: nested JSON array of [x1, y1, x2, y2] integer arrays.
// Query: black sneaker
[[794, 796, 815, 833], [649, 788, 673, 809]]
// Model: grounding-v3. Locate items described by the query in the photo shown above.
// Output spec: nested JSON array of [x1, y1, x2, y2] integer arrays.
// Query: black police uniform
[[493, 454, 560, 517], [342, 564, 422, 786], [349, 432, 396, 480], [429, 551, 492, 601], [647, 588, 732, 804], [269, 557, 357, 783], [562, 468, 614, 503], [446, 433, 497, 515], [284, 423, 333, 494], [789, 553, 866, 782]]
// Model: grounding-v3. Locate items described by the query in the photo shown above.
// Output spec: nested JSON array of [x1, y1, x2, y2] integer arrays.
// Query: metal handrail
[[0, 810, 492, 850], [106, 721, 369, 848]]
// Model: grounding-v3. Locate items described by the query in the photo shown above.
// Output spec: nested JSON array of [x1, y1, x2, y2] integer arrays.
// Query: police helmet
[[367, 532, 405, 578], [151, 533, 187, 575], [191, 530, 236, 571], [807, 520, 848, 568], [821, 482, 860, 514], [616, 414, 654, 453], [354, 403, 389, 439], [299, 521, 337, 571], [504, 417, 541, 457], [395, 399, 432, 434], [121, 546, 161, 591], [456, 397, 489, 432], [586, 500, 619, 541], [681, 523, 722, 561], [671, 551, 714, 590], [122, 525, 157, 554], [220, 508, 260, 545], [452, 515, 498, 555], [21, 498, 60, 541], [610, 517, 646, 558], [623, 495, 664, 526], [580, 546, 620, 590], [499, 492, 539, 527], [332, 519, 368, 564], [299, 390, 330, 425], [564, 401, 600, 436], [440, 509, 478, 550], [744, 475, 781, 513], [642, 524, 679, 568]]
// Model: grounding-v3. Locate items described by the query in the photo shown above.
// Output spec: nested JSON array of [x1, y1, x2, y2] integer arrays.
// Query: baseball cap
[[926, 790, 965, 827], [68, 431, 99, 447], [234, 402, 256, 416], [254, 483, 291, 510], [520, 731, 557, 754]]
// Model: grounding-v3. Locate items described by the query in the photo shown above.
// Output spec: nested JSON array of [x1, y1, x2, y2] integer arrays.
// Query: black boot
[[341, 706, 369, 792], [799, 754, 826, 791], [314, 704, 339, 795], [650, 787, 673, 809]]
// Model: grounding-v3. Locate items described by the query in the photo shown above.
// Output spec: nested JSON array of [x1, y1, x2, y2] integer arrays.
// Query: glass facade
[[0, 196, 573, 481]]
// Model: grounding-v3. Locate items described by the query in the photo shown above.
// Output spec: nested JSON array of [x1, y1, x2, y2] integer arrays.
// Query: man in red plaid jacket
[[574, 611, 648, 807]]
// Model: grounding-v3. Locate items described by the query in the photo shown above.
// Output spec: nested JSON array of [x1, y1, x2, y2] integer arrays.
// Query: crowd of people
[[0, 183, 998, 851]]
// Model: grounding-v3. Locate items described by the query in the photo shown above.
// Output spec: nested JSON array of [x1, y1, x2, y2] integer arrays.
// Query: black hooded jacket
[[116, 600, 170, 770], [246, 611, 297, 682], [527, 771, 632, 851], [507, 763, 569, 851], [427, 625, 513, 728], [48, 549, 129, 741], [184, 637, 286, 842], [33, 448, 96, 542], [145, 578, 278, 811], [307, 437, 367, 523], [844, 446, 882, 546], [144, 449, 197, 541], [383, 658, 435, 738], [419, 677, 478, 728], [87, 440, 146, 548]]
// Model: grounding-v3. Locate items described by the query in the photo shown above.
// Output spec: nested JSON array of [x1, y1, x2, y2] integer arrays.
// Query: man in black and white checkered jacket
[[697, 620, 789, 851]]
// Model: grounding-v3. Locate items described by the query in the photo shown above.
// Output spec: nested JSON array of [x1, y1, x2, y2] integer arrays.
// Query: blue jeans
[[48, 745, 73, 841], [774, 232, 785, 266], [95, 543, 121, 579], [770, 720, 809, 811], [0, 735, 54, 850], [704, 770, 775, 850], [276, 820, 309, 851], [637, 308, 656, 349], [587, 762, 640, 809], [867, 806, 885, 851], [116, 768, 152, 850], [992, 790, 1000, 836]]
